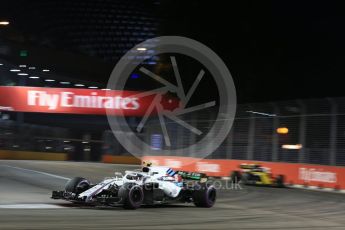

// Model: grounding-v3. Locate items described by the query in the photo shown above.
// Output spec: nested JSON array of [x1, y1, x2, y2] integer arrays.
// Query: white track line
[[2, 165, 71, 181], [0, 204, 66, 209], [288, 184, 345, 194]]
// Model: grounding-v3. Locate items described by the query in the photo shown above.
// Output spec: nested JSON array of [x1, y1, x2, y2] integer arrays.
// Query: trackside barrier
[[141, 156, 345, 190], [102, 155, 141, 165], [0, 150, 67, 161]]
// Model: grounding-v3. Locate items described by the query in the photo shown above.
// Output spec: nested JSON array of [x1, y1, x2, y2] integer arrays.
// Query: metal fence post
[[177, 125, 184, 156], [297, 100, 306, 163], [226, 128, 234, 159], [328, 98, 337, 166], [209, 112, 217, 159], [189, 114, 197, 158], [247, 113, 255, 160], [271, 103, 279, 162]]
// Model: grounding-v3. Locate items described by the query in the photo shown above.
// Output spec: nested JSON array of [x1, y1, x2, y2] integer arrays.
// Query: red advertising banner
[[141, 156, 345, 190], [0, 86, 161, 116]]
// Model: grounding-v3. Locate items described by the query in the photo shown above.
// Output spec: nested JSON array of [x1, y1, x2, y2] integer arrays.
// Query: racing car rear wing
[[177, 171, 207, 181]]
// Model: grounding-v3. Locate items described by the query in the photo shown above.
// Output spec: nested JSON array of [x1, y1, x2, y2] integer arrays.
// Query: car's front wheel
[[65, 177, 90, 195], [231, 171, 242, 183], [119, 183, 144, 209]]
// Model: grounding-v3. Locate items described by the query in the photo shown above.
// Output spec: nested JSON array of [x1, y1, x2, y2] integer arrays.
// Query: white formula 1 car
[[51, 166, 216, 209]]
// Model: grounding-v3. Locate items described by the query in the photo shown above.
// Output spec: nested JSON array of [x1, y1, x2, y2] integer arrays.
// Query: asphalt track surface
[[1, 161, 345, 229]]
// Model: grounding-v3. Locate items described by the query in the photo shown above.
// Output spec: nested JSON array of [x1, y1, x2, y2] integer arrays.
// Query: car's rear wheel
[[193, 184, 216, 208], [275, 175, 285, 187], [65, 177, 90, 194], [119, 183, 144, 209]]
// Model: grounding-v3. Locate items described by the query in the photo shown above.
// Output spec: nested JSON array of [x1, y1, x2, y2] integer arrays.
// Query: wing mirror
[[114, 172, 123, 177]]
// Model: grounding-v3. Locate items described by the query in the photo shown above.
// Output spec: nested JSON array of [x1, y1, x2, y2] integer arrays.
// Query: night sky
[[1, 0, 344, 103], [160, 1, 345, 103]]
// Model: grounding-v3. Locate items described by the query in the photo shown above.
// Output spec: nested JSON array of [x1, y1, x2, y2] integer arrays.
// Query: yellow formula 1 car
[[231, 163, 285, 187]]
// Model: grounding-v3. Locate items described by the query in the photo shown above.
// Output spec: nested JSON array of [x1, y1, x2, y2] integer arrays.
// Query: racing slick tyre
[[275, 174, 285, 188], [119, 183, 144, 209], [65, 177, 91, 195], [193, 184, 216, 208], [240, 172, 250, 185], [231, 171, 242, 183]]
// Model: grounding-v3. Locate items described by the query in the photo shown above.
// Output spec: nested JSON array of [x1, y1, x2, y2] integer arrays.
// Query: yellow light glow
[[0, 21, 10, 26], [282, 144, 302, 150], [277, 127, 289, 134]]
